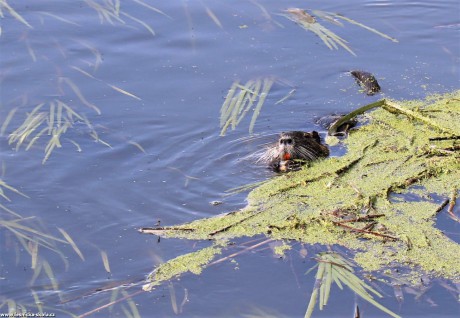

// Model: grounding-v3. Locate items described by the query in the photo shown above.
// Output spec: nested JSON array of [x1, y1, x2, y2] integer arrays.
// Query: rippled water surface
[[1, 0, 459, 317]]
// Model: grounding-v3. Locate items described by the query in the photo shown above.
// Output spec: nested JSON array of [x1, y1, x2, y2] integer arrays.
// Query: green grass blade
[[101, 250, 111, 273], [120, 11, 155, 36], [60, 77, 101, 114], [220, 81, 239, 120], [48, 101, 55, 135], [304, 284, 318, 318], [131, 0, 172, 19], [236, 79, 261, 125], [334, 13, 398, 43], [249, 77, 274, 134], [58, 228, 85, 261], [31, 289, 43, 313], [275, 89, 296, 105], [122, 289, 141, 318], [0, 107, 17, 136], [1, 0, 33, 28], [26, 127, 48, 150], [324, 262, 333, 304], [42, 260, 59, 291]]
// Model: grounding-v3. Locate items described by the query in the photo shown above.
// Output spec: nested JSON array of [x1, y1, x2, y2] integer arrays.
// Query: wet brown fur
[[257, 131, 329, 171]]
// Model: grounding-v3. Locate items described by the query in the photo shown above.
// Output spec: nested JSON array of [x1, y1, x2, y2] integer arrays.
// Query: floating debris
[[6, 100, 107, 163], [101, 250, 111, 273], [282, 8, 398, 56], [304, 252, 400, 318], [351, 70, 381, 95], [220, 77, 275, 136]]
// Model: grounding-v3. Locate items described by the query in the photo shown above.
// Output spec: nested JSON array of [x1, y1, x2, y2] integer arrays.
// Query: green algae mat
[[140, 91, 460, 299]]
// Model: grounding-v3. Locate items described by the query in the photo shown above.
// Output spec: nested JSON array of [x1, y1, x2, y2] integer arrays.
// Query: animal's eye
[[286, 139, 292, 144]]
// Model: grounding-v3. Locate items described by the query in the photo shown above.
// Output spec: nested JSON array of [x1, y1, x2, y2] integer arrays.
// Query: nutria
[[350, 70, 381, 96], [257, 131, 329, 172]]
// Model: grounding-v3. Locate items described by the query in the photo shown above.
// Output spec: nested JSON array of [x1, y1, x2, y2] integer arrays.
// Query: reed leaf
[[0, 179, 29, 199], [0, 107, 17, 135], [31, 290, 43, 313], [101, 250, 111, 273], [220, 77, 276, 136], [237, 80, 261, 125], [121, 290, 141, 318], [305, 252, 400, 318], [275, 89, 296, 105], [84, 0, 124, 24], [333, 12, 399, 42], [0, 202, 23, 218], [128, 140, 146, 153], [7, 299, 16, 314], [68, 139, 82, 152], [0, 0, 33, 29], [2, 223, 65, 252], [58, 227, 85, 261], [120, 11, 155, 36], [109, 289, 120, 312], [205, 6, 223, 29], [29, 240, 38, 269], [304, 280, 318, 318], [324, 262, 333, 305], [131, 0, 172, 19], [42, 260, 59, 291], [60, 77, 101, 114], [121, 305, 135, 318], [220, 81, 239, 125], [4, 99, 104, 162], [283, 8, 398, 56], [168, 283, 179, 314], [108, 84, 142, 100], [38, 11, 80, 26], [249, 78, 274, 134]]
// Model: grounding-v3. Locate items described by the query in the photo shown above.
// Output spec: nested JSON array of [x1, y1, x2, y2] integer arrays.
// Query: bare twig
[[337, 214, 385, 223], [333, 221, 398, 240]]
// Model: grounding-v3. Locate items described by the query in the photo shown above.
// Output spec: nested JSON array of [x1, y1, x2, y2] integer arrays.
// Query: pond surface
[[1, 0, 459, 317]]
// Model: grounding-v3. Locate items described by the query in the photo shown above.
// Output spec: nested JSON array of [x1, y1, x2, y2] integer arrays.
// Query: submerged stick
[[333, 221, 398, 241], [138, 226, 194, 235]]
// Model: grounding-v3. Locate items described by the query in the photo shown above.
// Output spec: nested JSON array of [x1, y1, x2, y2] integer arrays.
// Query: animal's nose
[[280, 138, 292, 145]]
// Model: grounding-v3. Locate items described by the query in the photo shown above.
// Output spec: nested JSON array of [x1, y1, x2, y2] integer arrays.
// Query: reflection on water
[[1, 0, 459, 317]]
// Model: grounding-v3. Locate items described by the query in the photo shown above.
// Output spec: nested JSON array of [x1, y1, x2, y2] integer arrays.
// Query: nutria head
[[257, 131, 329, 171]]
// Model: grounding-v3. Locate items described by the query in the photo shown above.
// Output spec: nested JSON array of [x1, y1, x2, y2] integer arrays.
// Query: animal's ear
[[311, 131, 321, 143]]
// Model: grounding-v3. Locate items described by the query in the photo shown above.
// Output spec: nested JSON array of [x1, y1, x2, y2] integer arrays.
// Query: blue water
[[1, 0, 459, 317]]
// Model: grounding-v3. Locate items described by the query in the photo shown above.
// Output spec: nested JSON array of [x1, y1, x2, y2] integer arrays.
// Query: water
[[1, 0, 459, 317]]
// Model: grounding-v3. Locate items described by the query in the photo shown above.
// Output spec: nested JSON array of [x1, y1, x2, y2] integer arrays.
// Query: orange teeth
[[283, 153, 291, 160]]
